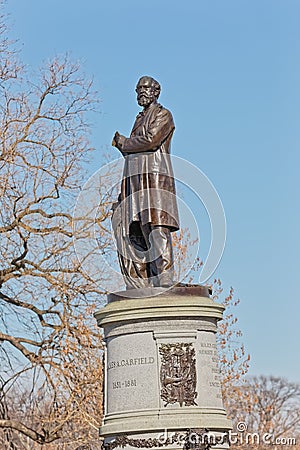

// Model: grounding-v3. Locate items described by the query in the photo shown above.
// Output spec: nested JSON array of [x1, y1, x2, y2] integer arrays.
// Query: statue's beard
[[137, 94, 156, 107]]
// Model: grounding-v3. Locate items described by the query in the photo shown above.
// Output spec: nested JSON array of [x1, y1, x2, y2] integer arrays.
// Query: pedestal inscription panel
[[106, 331, 158, 413], [196, 330, 223, 408]]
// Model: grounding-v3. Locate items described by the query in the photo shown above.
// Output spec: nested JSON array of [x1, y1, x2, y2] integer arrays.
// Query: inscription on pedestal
[[108, 357, 155, 391], [108, 357, 155, 370], [196, 331, 223, 405], [112, 378, 137, 389], [106, 332, 158, 413]]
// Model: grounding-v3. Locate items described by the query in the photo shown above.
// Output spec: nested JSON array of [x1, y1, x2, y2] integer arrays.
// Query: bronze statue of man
[[112, 76, 179, 289]]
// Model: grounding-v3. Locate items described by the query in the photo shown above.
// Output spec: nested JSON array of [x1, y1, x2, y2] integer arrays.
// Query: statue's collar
[[136, 102, 160, 118]]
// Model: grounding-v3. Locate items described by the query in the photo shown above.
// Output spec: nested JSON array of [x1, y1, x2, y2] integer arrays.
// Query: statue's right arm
[[120, 109, 174, 153]]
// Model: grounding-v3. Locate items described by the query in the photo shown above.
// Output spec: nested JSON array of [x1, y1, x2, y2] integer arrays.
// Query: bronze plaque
[[159, 343, 198, 407]]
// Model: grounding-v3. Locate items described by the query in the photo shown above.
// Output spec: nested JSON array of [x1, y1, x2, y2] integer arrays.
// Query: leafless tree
[[0, 3, 107, 447]]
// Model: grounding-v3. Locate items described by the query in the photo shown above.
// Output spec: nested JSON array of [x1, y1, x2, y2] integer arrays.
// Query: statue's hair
[[138, 76, 161, 98], [149, 77, 161, 97]]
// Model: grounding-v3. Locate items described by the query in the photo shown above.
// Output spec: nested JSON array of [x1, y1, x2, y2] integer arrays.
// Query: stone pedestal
[[95, 286, 232, 450]]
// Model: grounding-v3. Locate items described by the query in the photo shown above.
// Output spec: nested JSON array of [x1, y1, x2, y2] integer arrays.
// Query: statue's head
[[136, 76, 161, 108]]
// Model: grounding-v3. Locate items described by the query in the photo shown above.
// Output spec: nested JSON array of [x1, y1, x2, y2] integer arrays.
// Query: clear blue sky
[[7, 0, 300, 382]]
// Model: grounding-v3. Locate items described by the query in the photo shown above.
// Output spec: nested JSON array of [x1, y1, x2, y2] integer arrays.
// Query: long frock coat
[[119, 101, 180, 234]]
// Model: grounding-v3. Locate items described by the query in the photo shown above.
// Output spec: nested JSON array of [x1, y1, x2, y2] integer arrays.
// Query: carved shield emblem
[[159, 343, 197, 407]]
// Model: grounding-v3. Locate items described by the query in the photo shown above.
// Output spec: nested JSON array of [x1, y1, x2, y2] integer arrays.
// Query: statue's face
[[136, 77, 157, 107]]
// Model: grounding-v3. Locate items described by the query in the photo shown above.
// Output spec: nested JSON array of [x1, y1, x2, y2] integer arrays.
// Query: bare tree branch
[[0, 420, 60, 444]]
